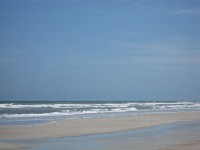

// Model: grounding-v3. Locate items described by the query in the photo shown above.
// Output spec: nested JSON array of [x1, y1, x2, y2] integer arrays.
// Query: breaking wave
[[0, 101, 199, 119]]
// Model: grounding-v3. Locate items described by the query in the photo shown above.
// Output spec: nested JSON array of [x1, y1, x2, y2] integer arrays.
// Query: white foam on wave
[[0, 102, 199, 109], [127, 102, 200, 109], [0, 106, 138, 119], [0, 112, 69, 118], [0, 103, 135, 109], [1, 102, 200, 119]]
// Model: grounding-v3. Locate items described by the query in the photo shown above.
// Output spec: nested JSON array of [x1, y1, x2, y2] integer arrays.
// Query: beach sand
[[0, 111, 200, 150], [161, 141, 200, 150], [0, 142, 30, 150]]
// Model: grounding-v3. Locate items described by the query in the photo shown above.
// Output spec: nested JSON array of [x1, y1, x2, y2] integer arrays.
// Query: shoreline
[[1, 111, 200, 140], [0, 111, 200, 150]]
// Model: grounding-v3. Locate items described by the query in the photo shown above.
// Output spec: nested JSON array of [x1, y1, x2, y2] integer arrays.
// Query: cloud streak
[[110, 36, 200, 66], [171, 8, 200, 15], [122, 1, 200, 17]]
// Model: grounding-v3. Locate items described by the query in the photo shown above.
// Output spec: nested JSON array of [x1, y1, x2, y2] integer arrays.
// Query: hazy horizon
[[1, 0, 200, 101]]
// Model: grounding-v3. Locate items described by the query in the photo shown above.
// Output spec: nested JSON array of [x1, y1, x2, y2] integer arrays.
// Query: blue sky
[[0, 0, 200, 101]]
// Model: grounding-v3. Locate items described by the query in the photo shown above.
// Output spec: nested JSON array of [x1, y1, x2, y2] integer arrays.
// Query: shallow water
[[22, 120, 200, 150]]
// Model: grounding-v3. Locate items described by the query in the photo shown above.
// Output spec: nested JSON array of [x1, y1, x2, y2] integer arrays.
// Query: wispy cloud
[[171, 8, 200, 15], [109, 35, 200, 66], [121, 1, 200, 16]]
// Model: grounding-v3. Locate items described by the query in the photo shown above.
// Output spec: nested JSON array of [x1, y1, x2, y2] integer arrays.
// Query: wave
[[0, 107, 138, 118], [0, 102, 199, 109], [0, 103, 134, 109], [0, 102, 200, 119]]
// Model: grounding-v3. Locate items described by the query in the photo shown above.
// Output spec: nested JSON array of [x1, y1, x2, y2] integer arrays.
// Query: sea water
[[0, 101, 200, 126]]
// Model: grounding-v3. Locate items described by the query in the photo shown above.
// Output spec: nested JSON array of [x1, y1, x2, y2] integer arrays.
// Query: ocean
[[0, 101, 200, 126]]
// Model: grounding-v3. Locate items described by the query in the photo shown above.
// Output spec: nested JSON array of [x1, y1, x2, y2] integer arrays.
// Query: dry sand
[[0, 111, 200, 150]]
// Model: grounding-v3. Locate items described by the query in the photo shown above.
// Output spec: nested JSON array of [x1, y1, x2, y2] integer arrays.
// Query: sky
[[0, 0, 200, 101]]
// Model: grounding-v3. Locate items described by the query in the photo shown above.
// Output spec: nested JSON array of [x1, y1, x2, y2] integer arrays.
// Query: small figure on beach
[[52, 121, 57, 125]]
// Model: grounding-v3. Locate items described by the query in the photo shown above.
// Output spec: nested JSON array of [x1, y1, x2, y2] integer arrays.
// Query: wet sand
[[0, 142, 30, 150], [0, 111, 200, 150], [161, 141, 200, 150]]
